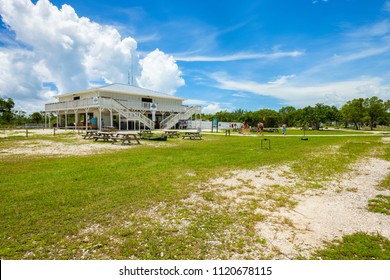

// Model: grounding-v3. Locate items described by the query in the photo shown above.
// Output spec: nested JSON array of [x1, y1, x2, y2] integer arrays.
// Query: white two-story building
[[45, 83, 201, 130]]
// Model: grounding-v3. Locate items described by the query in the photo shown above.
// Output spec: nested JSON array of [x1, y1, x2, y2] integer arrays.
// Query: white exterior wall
[[96, 91, 183, 112], [58, 92, 97, 102]]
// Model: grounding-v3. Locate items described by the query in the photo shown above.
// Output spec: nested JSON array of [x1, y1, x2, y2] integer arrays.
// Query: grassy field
[[0, 130, 389, 259]]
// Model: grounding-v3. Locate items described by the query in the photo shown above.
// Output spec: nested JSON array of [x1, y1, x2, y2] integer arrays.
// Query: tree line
[[201, 96, 390, 130], [1, 95, 389, 130], [0, 97, 50, 127]]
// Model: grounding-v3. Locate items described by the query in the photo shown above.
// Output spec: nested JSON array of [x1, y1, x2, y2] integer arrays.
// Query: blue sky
[[1, 0, 390, 113]]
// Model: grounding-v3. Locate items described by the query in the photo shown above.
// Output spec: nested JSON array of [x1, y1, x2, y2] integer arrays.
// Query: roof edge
[[55, 83, 185, 101]]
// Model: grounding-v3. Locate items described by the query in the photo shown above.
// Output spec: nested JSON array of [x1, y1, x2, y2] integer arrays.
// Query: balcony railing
[[46, 97, 186, 113]]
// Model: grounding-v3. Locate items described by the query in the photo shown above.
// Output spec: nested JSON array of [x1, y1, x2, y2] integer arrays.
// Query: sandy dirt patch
[[125, 156, 390, 259], [258, 157, 390, 259], [0, 129, 174, 158]]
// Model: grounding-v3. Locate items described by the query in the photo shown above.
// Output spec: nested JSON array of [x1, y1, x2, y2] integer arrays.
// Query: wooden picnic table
[[101, 126, 117, 132], [93, 131, 115, 142], [264, 128, 279, 133], [182, 131, 202, 140], [111, 131, 141, 145], [82, 130, 98, 139], [164, 130, 180, 138], [139, 130, 152, 138], [72, 125, 93, 130]]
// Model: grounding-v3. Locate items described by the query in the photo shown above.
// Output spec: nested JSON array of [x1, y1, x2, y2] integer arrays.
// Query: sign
[[150, 103, 157, 122], [150, 103, 157, 111], [212, 117, 219, 133], [92, 97, 99, 104]]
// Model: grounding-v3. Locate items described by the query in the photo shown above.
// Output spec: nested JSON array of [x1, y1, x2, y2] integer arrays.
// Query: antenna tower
[[128, 54, 134, 86]]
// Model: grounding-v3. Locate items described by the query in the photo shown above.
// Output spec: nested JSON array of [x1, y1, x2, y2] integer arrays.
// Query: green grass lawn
[[313, 232, 390, 260], [0, 132, 389, 259]]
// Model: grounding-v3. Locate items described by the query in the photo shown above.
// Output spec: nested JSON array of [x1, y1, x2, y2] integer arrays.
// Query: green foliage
[[0, 96, 15, 124], [278, 106, 297, 127], [363, 96, 388, 130], [341, 97, 389, 130], [202, 96, 389, 130], [377, 174, 390, 191], [314, 232, 390, 260], [31, 112, 44, 124]]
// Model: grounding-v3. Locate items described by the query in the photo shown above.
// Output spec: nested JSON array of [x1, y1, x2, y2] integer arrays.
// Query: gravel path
[[257, 157, 390, 259]]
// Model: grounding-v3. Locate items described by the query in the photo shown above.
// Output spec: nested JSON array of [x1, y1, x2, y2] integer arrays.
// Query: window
[[141, 97, 153, 103], [73, 96, 80, 100]]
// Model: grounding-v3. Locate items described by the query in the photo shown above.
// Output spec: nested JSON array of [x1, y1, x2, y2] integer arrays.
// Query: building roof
[[57, 83, 185, 101]]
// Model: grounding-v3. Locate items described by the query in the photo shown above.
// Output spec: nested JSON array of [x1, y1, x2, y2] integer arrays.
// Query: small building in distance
[[45, 83, 201, 130]]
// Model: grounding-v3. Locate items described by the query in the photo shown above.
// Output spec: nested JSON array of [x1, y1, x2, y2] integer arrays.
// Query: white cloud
[[384, 1, 390, 13], [267, 75, 296, 85], [231, 92, 249, 98], [175, 50, 303, 62], [183, 99, 232, 114], [348, 20, 390, 37], [0, 0, 184, 112], [202, 103, 225, 114], [211, 72, 390, 108], [183, 99, 209, 106], [138, 49, 185, 95], [0, 48, 52, 111], [312, 0, 328, 4]]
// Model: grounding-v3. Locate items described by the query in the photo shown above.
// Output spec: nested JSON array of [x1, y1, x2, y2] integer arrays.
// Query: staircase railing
[[137, 112, 155, 129], [160, 106, 201, 129], [99, 97, 155, 129], [159, 114, 177, 129]]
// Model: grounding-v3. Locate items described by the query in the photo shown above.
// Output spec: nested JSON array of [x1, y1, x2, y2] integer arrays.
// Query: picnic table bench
[[139, 130, 152, 138], [111, 131, 141, 145], [164, 130, 180, 138], [264, 128, 279, 133], [182, 131, 202, 140], [82, 130, 98, 139], [93, 131, 142, 145], [93, 131, 115, 142], [101, 126, 117, 132]]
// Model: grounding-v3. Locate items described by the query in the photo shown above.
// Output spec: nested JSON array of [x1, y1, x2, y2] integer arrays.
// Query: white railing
[[45, 98, 97, 111], [138, 112, 155, 129], [160, 106, 201, 129], [46, 98, 186, 113], [159, 114, 177, 128], [100, 98, 154, 129], [108, 99, 155, 129]]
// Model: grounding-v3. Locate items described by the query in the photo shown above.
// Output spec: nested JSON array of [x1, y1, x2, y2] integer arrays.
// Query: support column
[[65, 111, 68, 128], [99, 109, 102, 131], [75, 110, 79, 125], [85, 110, 89, 131]]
